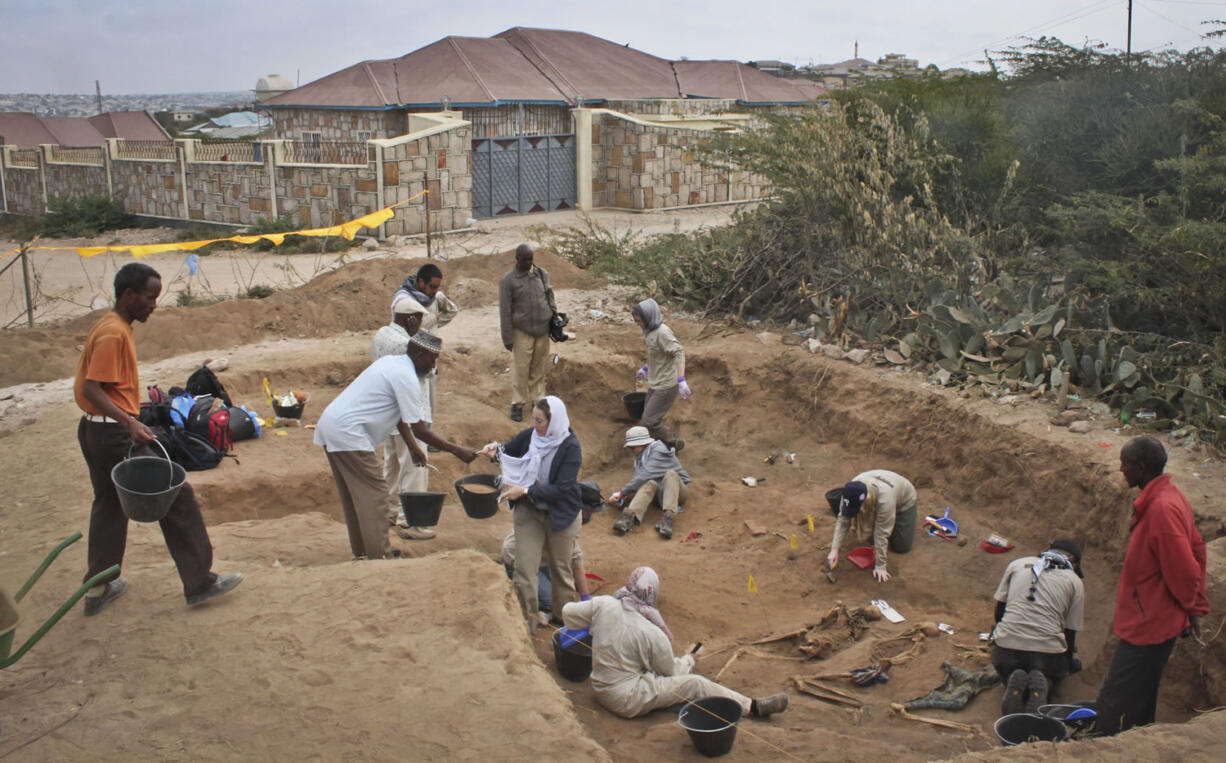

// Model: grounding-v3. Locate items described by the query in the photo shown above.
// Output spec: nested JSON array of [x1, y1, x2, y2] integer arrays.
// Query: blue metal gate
[[471, 134, 575, 218]]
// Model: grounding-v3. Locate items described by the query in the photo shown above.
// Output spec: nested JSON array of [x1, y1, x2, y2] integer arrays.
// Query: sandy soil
[[2, 214, 1225, 760]]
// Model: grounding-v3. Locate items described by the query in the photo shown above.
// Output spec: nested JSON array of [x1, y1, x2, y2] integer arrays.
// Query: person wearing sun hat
[[826, 470, 917, 582], [991, 538, 1086, 715], [607, 426, 690, 539]]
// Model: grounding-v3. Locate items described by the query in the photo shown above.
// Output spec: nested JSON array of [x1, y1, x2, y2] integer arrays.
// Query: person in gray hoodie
[[608, 426, 691, 539]]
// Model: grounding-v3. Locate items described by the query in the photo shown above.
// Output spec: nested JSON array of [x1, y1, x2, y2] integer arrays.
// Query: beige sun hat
[[393, 297, 427, 315], [624, 426, 653, 447]]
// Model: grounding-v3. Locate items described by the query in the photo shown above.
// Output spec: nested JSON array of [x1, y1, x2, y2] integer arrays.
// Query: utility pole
[[1126, 0, 1133, 57], [95, 80, 103, 114]]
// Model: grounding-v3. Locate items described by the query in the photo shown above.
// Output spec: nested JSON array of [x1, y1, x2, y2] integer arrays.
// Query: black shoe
[[672, 439, 685, 454], [612, 510, 637, 536], [655, 511, 675, 540], [751, 693, 788, 717], [83, 576, 128, 616], [1002, 669, 1027, 715], [1024, 669, 1049, 714], [510, 404, 523, 422], [186, 572, 244, 607]]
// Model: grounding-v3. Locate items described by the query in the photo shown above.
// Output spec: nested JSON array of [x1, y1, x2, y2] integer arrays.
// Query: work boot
[[1024, 669, 1049, 714], [751, 693, 788, 717], [655, 511, 675, 540], [510, 404, 523, 422], [1001, 669, 1027, 715], [612, 510, 637, 536], [396, 525, 436, 540]]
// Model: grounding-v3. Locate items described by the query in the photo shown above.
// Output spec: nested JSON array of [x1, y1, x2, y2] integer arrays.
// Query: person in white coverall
[[561, 566, 788, 719]]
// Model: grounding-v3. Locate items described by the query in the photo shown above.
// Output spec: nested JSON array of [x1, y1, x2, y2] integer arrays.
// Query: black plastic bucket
[[398, 492, 445, 527], [1037, 701, 1098, 731], [679, 696, 743, 757], [551, 629, 593, 682], [453, 474, 500, 519], [994, 713, 1069, 746], [825, 487, 843, 516], [111, 442, 186, 523], [623, 392, 646, 420]]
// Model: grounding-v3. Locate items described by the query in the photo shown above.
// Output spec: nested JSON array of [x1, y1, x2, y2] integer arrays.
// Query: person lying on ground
[[991, 538, 1086, 715], [75, 263, 243, 616], [480, 395, 581, 633], [827, 469, 918, 583], [561, 566, 788, 719], [607, 426, 690, 540], [315, 331, 476, 560], [630, 297, 689, 451]]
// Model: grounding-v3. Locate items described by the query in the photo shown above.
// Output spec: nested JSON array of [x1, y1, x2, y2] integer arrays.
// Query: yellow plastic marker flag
[[789, 534, 798, 551], [806, 514, 815, 533], [747, 575, 758, 593]]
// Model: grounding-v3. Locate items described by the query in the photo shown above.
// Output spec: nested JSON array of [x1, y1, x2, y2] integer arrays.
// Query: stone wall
[[589, 111, 768, 210], [186, 158, 275, 226], [376, 122, 473, 237], [275, 163, 378, 229], [45, 163, 108, 202], [110, 156, 183, 219], [2, 166, 42, 215], [270, 108, 406, 141], [604, 99, 743, 116]]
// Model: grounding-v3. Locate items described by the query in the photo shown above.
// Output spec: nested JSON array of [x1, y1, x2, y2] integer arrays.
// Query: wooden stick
[[890, 703, 976, 732], [748, 628, 809, 645]]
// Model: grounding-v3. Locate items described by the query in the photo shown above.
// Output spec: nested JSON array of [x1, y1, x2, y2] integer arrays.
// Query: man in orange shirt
[[75, 263, 242, 615]]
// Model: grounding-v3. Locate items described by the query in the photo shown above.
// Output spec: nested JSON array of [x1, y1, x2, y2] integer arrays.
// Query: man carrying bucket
[[826, 470, 918, 583], [1095, 436, 1209, 736], [74, 263, 243, 616], [314, 331, 477, 559]]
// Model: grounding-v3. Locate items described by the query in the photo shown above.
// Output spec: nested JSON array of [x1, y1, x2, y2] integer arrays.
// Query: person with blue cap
[[826, 470, 917, 582]]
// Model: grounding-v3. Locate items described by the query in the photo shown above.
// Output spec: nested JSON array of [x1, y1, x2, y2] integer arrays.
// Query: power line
[[937, 0, 1123, 67], [1137, 0, 1211, 35]]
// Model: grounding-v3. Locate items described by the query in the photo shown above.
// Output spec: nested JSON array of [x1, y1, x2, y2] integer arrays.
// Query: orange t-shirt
[[74, 311, 140, 416]]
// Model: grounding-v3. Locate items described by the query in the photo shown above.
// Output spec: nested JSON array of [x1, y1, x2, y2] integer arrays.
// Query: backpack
[[185, 395, 232, 453], [185, 365, 232, 407], [227, 406, 259, 441], [139, 401, 174, 429], [169, 393, 196, 429], [152, 426, 226, 471]]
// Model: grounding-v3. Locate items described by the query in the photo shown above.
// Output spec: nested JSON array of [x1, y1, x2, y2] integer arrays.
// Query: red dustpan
[[847, 547, 876, 570]]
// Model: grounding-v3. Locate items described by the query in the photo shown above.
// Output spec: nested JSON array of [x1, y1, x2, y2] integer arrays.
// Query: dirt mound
[[0, 248, 598, 388]]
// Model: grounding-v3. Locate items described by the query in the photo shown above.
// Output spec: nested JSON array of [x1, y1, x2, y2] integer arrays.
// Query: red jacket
[[1113, 474, 1210, 644]]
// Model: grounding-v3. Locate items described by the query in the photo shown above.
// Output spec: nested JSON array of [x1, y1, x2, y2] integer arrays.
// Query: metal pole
[[20, 241, 34, 327], [423, 171, 431, 258], [1126, 0, 1133, 58]]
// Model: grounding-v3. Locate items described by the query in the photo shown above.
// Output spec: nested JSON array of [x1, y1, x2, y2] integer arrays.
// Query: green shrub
[[22, 195, 134, 238]]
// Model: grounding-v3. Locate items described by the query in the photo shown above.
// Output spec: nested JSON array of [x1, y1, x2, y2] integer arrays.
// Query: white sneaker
[[395, 525, 436, 541]]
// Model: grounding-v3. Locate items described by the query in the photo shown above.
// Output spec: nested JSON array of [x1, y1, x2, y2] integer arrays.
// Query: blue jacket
[[502, 427, 583, 532]]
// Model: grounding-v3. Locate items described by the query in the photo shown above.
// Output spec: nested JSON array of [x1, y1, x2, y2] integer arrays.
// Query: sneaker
[[186, 572, 244, 607], [1001, 669, 1028, 715], [751, 693, 788, 717], [396, 525, 436, 541], [510, 404, 523, 422], [655, 511, 675, 540], [612, 510, 637, 536], [83, 576, 128, 616], [1024, 669, 1049, 714]]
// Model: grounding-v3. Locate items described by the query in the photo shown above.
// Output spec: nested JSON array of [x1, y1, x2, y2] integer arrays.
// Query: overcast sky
[[3, 0, 1223, 94]]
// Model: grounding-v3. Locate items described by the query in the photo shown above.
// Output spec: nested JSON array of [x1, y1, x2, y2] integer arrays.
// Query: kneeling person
[[991, 538, 1085, 715], [608, 426, 690, 539], [827, 469, 917, 583]]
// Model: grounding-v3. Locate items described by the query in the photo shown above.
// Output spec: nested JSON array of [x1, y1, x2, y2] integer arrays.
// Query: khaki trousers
[[325, 450, 392, 559], [627, 471, 688, 522], [511, 329, 551, 407], [512, 501, 580, 627], [383, 433, 429, 524], [642, 385, 678, 443], [604, 673, 751, 718]]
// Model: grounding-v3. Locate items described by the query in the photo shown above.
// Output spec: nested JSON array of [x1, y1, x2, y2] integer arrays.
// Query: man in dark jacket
[[498, 244, 556, 422], [608, 426, 690, 540], [1096, 436, 1209, 735]]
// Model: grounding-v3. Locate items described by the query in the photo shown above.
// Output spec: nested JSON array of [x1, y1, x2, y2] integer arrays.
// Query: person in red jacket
[[1095, 436, 1209, 735]]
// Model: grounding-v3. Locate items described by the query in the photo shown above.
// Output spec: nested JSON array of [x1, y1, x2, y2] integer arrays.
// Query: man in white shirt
[[314, 331, 476, 559]]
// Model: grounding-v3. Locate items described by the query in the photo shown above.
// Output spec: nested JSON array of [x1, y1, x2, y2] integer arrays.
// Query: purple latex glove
[[580, 593, 592, 602], [636, 364, 648, 381], [678, 377, 692, 400]]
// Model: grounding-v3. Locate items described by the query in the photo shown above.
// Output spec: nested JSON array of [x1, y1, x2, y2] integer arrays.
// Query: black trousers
[[78, 418, 217, 597], [1095, 636, 1177, 736], [991, 644, 1070, 686]]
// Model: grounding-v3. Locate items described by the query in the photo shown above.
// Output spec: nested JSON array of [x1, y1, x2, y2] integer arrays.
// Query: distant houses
[[0, 111, 169, 148]]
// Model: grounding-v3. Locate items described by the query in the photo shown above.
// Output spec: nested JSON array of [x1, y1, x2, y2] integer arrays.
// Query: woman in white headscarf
[[631, 298, 689, 451], [562, 566, 789, 719], [482, 395, 582, 631]]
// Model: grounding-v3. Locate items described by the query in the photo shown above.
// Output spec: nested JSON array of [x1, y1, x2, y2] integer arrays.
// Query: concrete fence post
[[264, 140, 279, 220], [103, 141, 114, 201], [37, 144, 51, 212], [375, 142, 386, 241], [0, 145, 9, 214], [572, 108, 592, 211], [176, 141, 189, 220]]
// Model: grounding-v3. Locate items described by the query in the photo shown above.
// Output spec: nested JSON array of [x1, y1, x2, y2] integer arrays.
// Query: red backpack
[[186, 395, 233, 453]]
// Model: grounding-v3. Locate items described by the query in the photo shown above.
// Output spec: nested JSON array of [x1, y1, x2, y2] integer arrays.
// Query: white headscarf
[[500, 395, 571, 487]]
